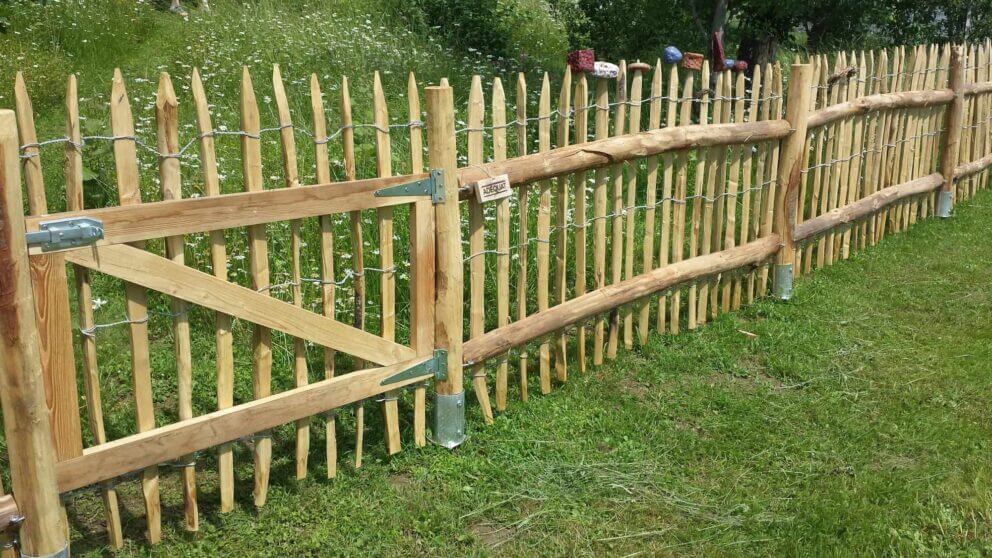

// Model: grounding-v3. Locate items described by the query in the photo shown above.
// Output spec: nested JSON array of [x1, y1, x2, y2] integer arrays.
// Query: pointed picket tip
[[156, 72, 177, 111]]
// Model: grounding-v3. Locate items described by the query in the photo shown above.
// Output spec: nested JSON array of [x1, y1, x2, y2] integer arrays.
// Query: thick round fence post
[[0, 109, 69, 556], [773, 62, 814, 300], [939, 45, 966, 218], [425, 85, 466, 448]]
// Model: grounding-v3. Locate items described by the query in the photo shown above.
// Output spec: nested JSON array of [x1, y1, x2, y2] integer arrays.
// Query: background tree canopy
[[393, 0, 992, 70]]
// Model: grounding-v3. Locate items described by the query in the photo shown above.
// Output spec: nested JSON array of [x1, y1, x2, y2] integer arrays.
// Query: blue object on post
[[663, 46, 683, 65]]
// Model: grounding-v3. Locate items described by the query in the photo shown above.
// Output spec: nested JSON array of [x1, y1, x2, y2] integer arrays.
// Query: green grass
[[60, 188, 992, 556]]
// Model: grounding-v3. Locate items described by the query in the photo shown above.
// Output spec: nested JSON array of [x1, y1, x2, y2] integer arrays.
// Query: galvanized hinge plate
[[25, 217, 104, 252], [374, 169, 445, 204], [380, 350, 448, 386]]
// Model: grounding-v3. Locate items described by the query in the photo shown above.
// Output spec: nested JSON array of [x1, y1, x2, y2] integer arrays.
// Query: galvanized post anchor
[[773, 263, 794, 301], [433, 391, 466, 449], [937, 190, 953, 218]]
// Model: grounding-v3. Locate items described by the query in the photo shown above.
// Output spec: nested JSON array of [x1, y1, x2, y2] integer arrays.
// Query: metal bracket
[[773, 263, 794, 301], [374, 169, 445, 204], [433, 391, 466, 449], [379, 350, 447, 386], [937, 190, 953, 218], [25, 217, 103, 252]]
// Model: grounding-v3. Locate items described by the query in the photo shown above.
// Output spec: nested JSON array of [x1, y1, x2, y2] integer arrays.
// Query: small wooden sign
[[474, 174, 512, 203]]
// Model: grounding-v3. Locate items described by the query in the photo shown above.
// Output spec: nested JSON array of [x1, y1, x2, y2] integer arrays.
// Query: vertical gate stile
[[13, 73, 84, 465], [0, 108, 69, 557], [426, 84, 466, 448]]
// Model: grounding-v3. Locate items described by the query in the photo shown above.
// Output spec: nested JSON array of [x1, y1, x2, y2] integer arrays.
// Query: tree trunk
[[737, 35, 779, 70]]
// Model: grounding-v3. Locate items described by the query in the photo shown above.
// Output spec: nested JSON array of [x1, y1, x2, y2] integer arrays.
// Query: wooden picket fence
[[0, 40, 990, 556]]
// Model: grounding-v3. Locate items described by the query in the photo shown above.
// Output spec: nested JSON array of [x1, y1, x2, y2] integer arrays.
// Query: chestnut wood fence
[[0, 40, 990, 556]]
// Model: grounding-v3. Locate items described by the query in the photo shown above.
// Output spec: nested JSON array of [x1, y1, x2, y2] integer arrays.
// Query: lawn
[[59, 188, 992, 556]]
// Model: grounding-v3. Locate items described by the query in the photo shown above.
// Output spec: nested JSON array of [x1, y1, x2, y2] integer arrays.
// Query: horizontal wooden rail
[[954, 152, 992, 179], [462, 235, 780, 365], [807, 89, 953, 129], [456, 119, 791, 196], [24, 173, 428, 255], [964, 81, 992, 96], [56, 355, 433, 493], [793, 173, 943, 242], [65, 244, 416, 366]]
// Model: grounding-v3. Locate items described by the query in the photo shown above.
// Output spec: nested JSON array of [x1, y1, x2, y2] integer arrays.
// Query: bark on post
[[938, 46, 966, 217], [0, 109, 69, 555], [772, 62, 814, 300], [425, 85, 466, 448]]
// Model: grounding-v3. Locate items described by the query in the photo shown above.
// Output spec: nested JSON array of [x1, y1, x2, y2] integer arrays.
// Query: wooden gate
[[0, 68, 459, 555]]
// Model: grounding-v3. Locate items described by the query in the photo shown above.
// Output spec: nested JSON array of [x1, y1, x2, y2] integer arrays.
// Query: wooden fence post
[[0, 109, 69, 556], [426, 85, 466, 448], [773, 62, 814, 300], [938, 45, 966, 217]]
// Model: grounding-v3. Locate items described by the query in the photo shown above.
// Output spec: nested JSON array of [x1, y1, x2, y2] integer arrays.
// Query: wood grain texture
[[0, 108, 69, 557], [191, 68, 237, 509], [110, 68, 161, 543], [372, 72, 404, 449], [56, 356, 435, 494], [537, 73, 553, 391], [464, 237, 780, 366], [467, 75, 494, 421], [65, 73, 124, 548], [553, 67, 572, 382], [155, 71, 198, 532], [65, 244, 415, 365], [241, 67, 272, 507], [25, 173, 426, 255], [15, 72, 84, 463]]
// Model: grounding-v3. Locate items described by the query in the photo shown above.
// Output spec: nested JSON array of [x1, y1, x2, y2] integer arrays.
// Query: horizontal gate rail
[[65, 244, 416, 366], [55, 354, 437, 494], [24, 172, 434, 255]]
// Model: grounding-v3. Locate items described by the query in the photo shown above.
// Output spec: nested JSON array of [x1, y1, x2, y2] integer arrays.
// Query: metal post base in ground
[[937, 190, 953, 218], [773, 263, 794, 301], [432, 392, 466, 449]]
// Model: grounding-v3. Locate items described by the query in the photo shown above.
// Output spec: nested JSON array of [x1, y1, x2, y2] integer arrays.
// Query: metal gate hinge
[[380, 350, 448, 386], [374, 169, 445, 204], [25, 217, 103, 252]]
